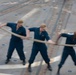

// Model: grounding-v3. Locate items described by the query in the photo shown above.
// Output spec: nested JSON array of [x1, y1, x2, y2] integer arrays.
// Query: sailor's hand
[[20, 36, 26, 40], [25, 36, 30, 40], [0, 23, 7, 28], [54, 42, 58, 45], [48, 40, 55, 45]]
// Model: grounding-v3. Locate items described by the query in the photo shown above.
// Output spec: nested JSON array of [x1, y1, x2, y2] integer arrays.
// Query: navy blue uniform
[[59, 33, 76, 68], [6, 23, 26, 61], [28, 27, 50, 64]]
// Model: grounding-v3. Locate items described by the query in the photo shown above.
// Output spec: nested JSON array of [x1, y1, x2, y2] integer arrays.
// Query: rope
[[1, 27, 76, 47]]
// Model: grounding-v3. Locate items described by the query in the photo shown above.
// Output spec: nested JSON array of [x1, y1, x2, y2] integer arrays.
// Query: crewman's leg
[[70, 49, 76, 65], [16, 43, 26, 65], [29, 47, 38, 64], [40, 48, 50, 63], [6, 41, 15, 64], [40, 48, 52, 71], [57, 50, 69, 75], [28, 46, 39, 72]]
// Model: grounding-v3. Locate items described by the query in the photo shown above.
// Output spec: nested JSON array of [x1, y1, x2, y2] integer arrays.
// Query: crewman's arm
[[45, 31, 55, 44], [47, 40, 55, 45], [0, 23, 15, 28], [25, 29, 30, 39], [0, 23, 7, 28], [25, 27, 36, 39], [55, 32, 61, 44], [56, 32, 73, 44]]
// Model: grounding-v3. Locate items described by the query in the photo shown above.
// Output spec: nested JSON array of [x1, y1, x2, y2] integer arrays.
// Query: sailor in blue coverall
[[0, 20, 27, 65], [27, 24, 55, 72], [56, 32, 76, 75]]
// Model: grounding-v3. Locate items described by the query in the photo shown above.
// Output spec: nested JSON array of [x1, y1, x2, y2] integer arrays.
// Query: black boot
[[57, 71, 60, 75], [22, 60, 26, 65], [28, 64, 32, 72], [5, 59, 10, 64], [57, 67, 60, 75], [47, 63, 52, 71]]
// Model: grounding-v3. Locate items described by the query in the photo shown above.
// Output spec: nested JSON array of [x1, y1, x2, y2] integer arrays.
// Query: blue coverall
[[6, 23, 26, 61], [28, 27, 50, 64], [59, 33, 76, 68]]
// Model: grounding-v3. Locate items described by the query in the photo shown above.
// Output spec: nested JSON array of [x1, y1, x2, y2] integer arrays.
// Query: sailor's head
[[40, 23, 47, 32], [17, 20, 23, 27]]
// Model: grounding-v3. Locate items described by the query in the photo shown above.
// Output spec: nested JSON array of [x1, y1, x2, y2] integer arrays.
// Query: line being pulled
[[1, 27, 76, 47]]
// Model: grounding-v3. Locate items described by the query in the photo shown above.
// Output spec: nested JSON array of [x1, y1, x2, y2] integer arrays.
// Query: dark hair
[[73, 32, 76, 39]]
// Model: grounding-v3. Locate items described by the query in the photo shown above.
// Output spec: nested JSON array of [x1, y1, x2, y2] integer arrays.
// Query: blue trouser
[[7, 40, 25, 61], [29, 44, 50, 64], [59, 48, 76, 68]]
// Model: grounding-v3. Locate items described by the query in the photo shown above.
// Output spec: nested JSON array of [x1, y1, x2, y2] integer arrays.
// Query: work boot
[[28, 64, 32, 72], [56, 71, 60, 75], [5, 59, 10, 64], [22, 60, 26, 65], [47, 63, 52, 71], [56, 67, 60, 75], [47, 65, 52, 71]]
